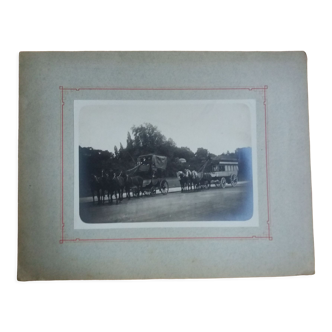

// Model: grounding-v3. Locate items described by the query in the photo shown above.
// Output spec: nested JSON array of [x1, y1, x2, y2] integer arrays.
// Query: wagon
[[127, 154, 169, 196], [207, 160, 239, 188]]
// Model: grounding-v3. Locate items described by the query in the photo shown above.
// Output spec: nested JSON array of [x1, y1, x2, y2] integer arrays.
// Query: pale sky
[[77, 100, 253, 156]]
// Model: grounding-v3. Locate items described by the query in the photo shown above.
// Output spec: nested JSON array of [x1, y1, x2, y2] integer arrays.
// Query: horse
[[184, 169, 193, 190], [124, 174, 144, 198], [191, 171, 211, 189], [103, 171, 119, 204], [98, 169, 111, 204], [176, 170, 192, 191], [124, 174, 131, 199], [202, 173, 212, 188], [89, 174, 102, 204], [176, 171, 186, 191], [191, 170, 202, 189], [116, 171, 125, 201]]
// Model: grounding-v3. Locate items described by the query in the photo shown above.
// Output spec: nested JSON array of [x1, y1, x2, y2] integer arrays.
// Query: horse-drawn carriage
[[177, 158, 239, 191], [204, 159, 239, 188], [127, 154, 169, 196]]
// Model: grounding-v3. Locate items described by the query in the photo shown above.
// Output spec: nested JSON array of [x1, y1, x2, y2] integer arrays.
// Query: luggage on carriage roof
[[126, 154, 168, 176], [137, 154, 168, 170]]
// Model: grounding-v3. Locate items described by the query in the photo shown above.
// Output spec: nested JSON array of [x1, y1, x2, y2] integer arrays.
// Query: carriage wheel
[[160, 180, 169, 195], [231, 175, 238, 187], [150, 186, 157, 196], [133, 188, 140, 198], [221, 177, 226, 189]]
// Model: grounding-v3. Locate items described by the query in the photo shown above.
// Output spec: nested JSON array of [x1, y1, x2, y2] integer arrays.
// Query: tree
[[114, 145, 119, 158], [195, 148, 209, 161], [131, 123, 167, 155], [126, 132, 133, 149]]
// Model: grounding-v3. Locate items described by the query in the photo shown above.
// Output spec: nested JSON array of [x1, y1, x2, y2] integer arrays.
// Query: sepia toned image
[[74, 100, 258, 227]]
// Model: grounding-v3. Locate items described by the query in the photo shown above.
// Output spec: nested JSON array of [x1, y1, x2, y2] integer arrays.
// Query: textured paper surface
[[18, 51, 314, 280]]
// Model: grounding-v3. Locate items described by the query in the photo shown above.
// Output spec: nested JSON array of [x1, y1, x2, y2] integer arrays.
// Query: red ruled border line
[[59, 86, 271, 243]]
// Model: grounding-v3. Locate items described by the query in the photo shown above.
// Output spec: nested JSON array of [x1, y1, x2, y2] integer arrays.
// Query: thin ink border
[[59, 86, 271, 243]]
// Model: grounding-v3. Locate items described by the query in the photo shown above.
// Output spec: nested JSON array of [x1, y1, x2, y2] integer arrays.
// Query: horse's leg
[[97, 188, 100, 204], [110, 189, 114, 204], [115, 189, 119, 204]]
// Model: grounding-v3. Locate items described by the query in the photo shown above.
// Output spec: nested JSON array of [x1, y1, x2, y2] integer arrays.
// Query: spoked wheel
[[131, 188, 138, 197], [221, 177, 226, 189], [231, 175, 238, 187], [160, 180, 169, 195], [150, 186, 157, 196], [133, 188, 140, 198]]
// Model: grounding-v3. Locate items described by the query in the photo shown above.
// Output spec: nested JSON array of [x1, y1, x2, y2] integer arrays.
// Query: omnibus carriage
[[204, 160, 239, 188]]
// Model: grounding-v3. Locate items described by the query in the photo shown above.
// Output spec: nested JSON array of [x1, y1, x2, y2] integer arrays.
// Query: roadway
[[79, 182, 253, 223]]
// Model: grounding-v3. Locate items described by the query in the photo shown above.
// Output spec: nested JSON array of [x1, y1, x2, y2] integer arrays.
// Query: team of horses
[[176, 169, 212, 192], [89, 170, 143, 204], [89, 168, 212, 204]]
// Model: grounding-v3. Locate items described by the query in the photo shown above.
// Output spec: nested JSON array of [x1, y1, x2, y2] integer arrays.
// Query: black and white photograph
[[74, 100, 258, 228], [17, 51, 316, 282]]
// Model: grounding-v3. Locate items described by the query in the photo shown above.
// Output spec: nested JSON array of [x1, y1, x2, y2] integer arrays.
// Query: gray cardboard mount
[[18, 51, 314, 280]]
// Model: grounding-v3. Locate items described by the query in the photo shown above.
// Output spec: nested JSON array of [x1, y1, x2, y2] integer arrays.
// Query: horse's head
[[185, 169, 192, 177], [119, 171, 127, 180]]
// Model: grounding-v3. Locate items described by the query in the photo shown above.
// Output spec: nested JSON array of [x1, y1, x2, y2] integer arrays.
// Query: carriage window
[[220, 165, 225, 171]]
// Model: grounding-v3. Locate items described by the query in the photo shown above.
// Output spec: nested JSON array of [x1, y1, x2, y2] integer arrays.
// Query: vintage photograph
[[74, 100, 257, 226]]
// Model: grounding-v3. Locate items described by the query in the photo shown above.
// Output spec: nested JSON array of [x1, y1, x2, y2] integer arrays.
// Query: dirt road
[[79, 182, 253, 223]]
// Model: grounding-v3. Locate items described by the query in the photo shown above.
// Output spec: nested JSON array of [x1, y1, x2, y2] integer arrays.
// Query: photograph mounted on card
[[75, 99, 258, 227], [18, 52, 314, 280]]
